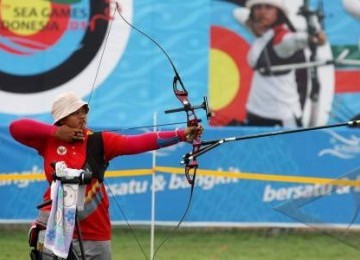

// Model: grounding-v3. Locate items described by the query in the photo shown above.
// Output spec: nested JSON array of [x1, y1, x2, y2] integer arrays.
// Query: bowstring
[[104, 179, 149, 260], [87, 3, 117, 105], [85, 1, 198, 259], [85, 3, 149, 259], [114, 2, 199, 258]]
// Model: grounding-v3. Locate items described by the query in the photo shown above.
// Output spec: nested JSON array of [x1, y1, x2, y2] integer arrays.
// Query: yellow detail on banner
[[0, 173, 45, 181], [1, 167, 360, 187], [154, 167, 360, 187], [106, 169, 154, 177]]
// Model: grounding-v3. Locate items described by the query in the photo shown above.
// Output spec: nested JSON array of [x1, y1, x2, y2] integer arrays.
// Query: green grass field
[[1, 225, 360, 259]]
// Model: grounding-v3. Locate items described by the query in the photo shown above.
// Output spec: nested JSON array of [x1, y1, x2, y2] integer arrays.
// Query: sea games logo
[[0, 0, 132, 114], [318, 130, 360, 159]]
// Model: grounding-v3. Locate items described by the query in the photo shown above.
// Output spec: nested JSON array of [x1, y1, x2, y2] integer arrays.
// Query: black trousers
[[245, 112, 302, 127]]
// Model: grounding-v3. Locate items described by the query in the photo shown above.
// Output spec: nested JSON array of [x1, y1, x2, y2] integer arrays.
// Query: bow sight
[[164, 96, 212, 121]]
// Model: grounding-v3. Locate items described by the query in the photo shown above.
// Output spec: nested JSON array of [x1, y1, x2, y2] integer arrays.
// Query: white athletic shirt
[[246, 24, 308, 127]]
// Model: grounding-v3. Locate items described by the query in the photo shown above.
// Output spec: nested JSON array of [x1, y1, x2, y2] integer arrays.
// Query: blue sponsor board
[[1, 126, 360, 228]]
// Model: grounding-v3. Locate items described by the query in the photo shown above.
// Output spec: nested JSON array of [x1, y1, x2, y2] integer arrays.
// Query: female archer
[[238, 0, 326, 127], [9, 92, 202, 260]]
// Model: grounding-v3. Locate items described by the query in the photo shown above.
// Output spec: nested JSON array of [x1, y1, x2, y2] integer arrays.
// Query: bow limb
[[299, 0, 325, 126]]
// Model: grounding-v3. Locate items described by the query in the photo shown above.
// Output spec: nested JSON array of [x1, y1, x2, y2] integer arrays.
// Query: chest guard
[[256, 41, 306, 76], [85, 132, 109, 183]]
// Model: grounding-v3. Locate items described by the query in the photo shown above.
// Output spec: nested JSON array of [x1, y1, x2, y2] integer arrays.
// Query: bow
[[112, 3, 212, 259], [88, 2, 211, 259], [114, 3, 211, 185], [298, 0, 324, 126]]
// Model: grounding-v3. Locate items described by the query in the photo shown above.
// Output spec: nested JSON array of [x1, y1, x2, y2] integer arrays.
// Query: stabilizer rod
[[182, 120, 360, 163]]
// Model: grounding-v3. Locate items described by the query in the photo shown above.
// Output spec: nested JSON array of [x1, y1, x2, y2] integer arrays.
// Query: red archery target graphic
[[0, 0, 132, 114], [209, 25, 253, 126]]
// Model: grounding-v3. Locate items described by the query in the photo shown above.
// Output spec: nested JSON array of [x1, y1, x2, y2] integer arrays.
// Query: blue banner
[[2, 125, 360, 228]]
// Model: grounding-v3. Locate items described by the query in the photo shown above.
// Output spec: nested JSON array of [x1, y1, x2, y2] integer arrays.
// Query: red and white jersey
[[246, 24, 308, 126], [10, 119, 186, 241]]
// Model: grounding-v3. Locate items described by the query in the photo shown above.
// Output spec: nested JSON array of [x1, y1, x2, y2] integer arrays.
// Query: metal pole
[[150, 112, 157, 260]]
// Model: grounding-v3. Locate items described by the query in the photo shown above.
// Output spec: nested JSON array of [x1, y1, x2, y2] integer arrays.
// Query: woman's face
[[252, 4, 279, 32], [60, 106, 88, 129]]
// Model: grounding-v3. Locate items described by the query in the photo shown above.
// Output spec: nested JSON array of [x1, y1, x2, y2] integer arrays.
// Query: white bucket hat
[[343, 0, 360, 19], [246, 0, 289, 15], [51, 92, 89, 125]]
